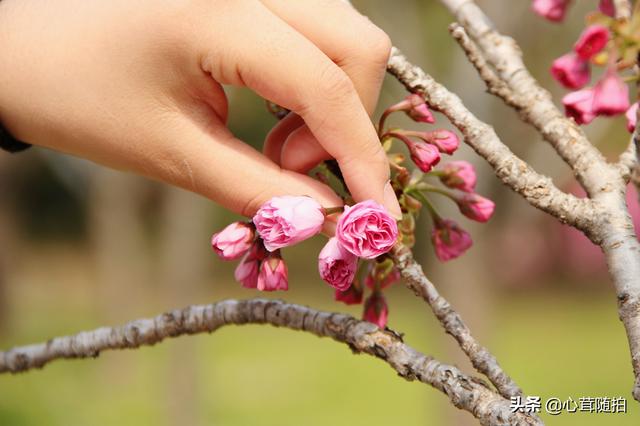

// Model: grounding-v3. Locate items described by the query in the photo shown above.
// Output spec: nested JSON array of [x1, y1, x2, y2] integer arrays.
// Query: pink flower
[[335, 284, 364, 305], [599, 0, 615, 17], [253, 196, 325, 252], [532, 0, 571, 22], [318, 237, 358, 291], [257, 254, 288, 291], [626, 103, 638, 133], [440, 161, 477, 193], [550, 53, 590, 89], [455, 193, 495, 223], [562, 89, 596, 125], [363, 292, 389, 328], [431, 219, 473, 262], [593, 70, 629, 116], [234, 243, 267, 289], [365, 267, 401, 290], [409, 141, 441, 173], [336, 200, 399, 259], [405, 94, 435, 123], [574, 25, 609, 60], [211, 222, 254, 260]]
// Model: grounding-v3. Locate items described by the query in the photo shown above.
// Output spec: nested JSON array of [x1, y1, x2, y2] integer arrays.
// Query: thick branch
[[392, 244, 522, 400], [0, 298, 542, 426], [440, 0, 616, 198], [614, 0, 632, 19], [386, 47, 597, 235]]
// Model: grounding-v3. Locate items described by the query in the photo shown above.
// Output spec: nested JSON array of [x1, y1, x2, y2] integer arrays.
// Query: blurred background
[[1, 0, 639, 424]]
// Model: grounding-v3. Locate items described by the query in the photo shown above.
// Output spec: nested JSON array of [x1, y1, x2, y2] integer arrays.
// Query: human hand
[[0, 0, 400, 218]]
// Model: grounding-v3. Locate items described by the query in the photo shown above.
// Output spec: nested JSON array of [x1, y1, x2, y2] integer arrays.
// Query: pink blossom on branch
[[424, 130, 460, 155], [336, 200, 399, 259], [455, 193, 496, 223], [592, 70, 629, 116], [626, 103, 638, 133], [234, 243, 267, 289], [431, 219, 473, 262], [253, 195, 325, 252], [363, 292, 389, 328], [531, 0, 571, 22], [318, 237, 358, 291], [440, 161, 477, 193], [211, 222, 255, 260], [562, 88, 596, 125], [550, 53, 590, 89], [574, 25, 609, 60], [257, 254, 288, 291]]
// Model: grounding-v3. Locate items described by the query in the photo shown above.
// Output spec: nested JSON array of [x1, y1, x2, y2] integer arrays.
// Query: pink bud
[[409, 141, 441, 173], [335, 283, 364, 305], [599, 0, 615, 17], [211, 222, 255, 260], [257, 255, 288, 291], [532, 0, 571, 22], [318, 237, 358, 291], [336, 200, 399, 259], [574, 25, 609, 60], [626, 103, 638, 133], [456, 193, 495, 223], [440, 161, 477, 193], [431, 219, 473, 262], [234, 243, 267, 289], [253, 196, 325, 252], [363, 292, 389, 328], [562, 89, 596, 125], [405, 94, 435, 123], [365, 267, 401, 290], [593, 70, 629, 116], [550, 53, 590, 89], [425, 130, 460, 155]]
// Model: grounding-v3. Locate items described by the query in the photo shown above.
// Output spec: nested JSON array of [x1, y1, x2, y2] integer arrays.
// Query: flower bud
[[626, 103, 638, 133], [363, 292, 389, 328], [599, 0, 614, 16], [318, 237, 358, 291], [574, 25, 609, 60], [405, 94, 435, 123], [408, 141, 441, 173], [562, 89, 596, 125], [532, 0, 570, 22], [253, 196, 325, 251], [257, 254, 288, 291], [234, 243, 267, 289], [211, 222, 254, 260], [425, 130, 460, 155], [431, 219, 473, 262], [440, 161, 477, 193], [455, 193, 495, 223], [335, 282, 363, 305], [550, 53, 590, 89], [593, 70, 629, 116]]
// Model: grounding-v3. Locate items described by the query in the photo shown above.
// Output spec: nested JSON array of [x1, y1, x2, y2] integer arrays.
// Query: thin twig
[[0, 298, 542, 426]]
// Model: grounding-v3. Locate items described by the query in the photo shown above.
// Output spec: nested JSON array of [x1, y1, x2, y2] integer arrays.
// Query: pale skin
[[0, 0, 402, 220]]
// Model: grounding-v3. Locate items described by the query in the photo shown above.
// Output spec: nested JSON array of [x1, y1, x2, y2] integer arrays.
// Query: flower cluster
[[533, 0, 639, 131], [209, 94, 496, 328]]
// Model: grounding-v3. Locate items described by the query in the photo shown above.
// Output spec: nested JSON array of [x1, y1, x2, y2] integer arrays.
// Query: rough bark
[[0, 298, 542, 426]]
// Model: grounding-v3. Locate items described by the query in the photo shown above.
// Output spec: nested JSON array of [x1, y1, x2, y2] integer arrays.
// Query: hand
[[0, 0, 401, 218]]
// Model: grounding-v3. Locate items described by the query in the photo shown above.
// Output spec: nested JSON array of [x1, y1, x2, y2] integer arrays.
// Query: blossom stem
[[323, 206, 344, 215]]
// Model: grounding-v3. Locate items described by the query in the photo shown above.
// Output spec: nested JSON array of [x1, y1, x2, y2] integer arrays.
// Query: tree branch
[[439, 0, 616, 198], [392, 243, 522, 400], [0, 298, 542, 426], [386, 47, 598, 236], [614, 0, 632, 20]]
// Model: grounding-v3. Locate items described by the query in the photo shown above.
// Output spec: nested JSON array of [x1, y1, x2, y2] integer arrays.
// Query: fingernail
[[383, 181, 403, 220]]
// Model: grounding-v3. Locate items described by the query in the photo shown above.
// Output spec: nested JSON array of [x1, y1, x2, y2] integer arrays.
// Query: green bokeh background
[[1, 1, 639, 425]]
